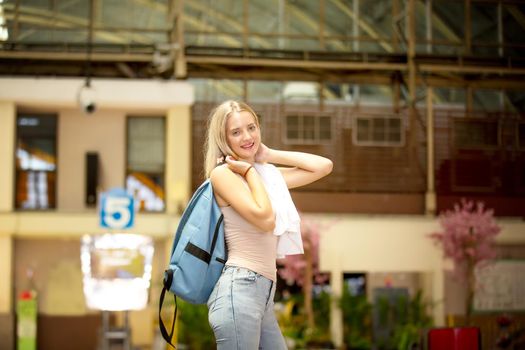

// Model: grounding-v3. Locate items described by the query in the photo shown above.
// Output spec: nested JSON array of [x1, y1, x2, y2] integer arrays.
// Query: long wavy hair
[[203, 100, 260, 178]]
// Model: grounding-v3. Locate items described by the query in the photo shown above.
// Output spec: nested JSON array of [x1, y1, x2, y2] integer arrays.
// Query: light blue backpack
[[159, 179, 226, 347]]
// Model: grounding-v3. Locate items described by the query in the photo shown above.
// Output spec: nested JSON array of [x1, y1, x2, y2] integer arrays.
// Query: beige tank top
[[220, 205, 277, 281]]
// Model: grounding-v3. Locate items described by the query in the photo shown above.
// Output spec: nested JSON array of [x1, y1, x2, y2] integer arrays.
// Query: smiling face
[[225, 110, 260, 162]]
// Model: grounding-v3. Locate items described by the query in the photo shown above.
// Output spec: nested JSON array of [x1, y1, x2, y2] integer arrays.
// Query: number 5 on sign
[[100, 189, 135, 229]]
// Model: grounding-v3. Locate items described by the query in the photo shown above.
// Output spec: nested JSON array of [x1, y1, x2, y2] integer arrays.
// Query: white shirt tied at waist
[[253, 163, 304, 258]]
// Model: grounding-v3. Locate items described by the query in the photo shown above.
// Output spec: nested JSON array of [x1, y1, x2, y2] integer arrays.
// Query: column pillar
[[0, 102, 15, 212], [165, 105, 192, 216], [420, 269, 445, 327], [425, 87, 436, 215], [330, 268, 343, 348], [0, 236, 13, 314], [432, 268, 445, 326], [0, 235, 14, 350]]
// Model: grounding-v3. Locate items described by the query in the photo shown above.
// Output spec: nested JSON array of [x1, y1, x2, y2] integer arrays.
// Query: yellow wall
[[0, 211, 177, 238], [316, 214, 525, 347], [166, 105, 192, 216], [0, 101, 15, 213], [0, 77, 194, 348], [0, 102, 15, 314], [57, 109, 126, 211], [0, 237, 12, 313]]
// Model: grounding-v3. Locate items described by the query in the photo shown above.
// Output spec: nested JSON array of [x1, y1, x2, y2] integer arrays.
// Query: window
[[0, 5, 7, 41], [473, 90, 502, 112], [433, 88, 466, 106], [283, 82, 319, 103], [284, 114, 332, 144], [247, 81, 282, 103], [190, 79, 244, 102], [15, 114, 57, 209], [359, 84, 394, 105], [454, 119, 499, 149], [126, 117, 166, 212], [353, 115, 404, 146]]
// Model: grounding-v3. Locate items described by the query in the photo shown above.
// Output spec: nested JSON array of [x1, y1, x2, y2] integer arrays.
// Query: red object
[[19, 290, 33, 300], [428, 327, 481, 350], [496, 314, 513, 327]]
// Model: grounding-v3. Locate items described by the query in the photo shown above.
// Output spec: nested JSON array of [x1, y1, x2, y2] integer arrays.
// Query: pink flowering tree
[[278, 217, 329, 330], [429, 199, 501, 325]]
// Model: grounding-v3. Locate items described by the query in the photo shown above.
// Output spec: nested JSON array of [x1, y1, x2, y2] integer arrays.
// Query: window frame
[[352, 114, 405, 147], [282, 113, 333, 145], [452, 117, 501, 150], [125, 115, 167, 213], [14, 113, 58, 211]]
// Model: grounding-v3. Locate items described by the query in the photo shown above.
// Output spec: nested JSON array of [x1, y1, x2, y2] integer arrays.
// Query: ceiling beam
[[506, 5, 525, 31], [418, 63, 525, 75], [286, 2, 345, 51], [0, 50, 152, 61], [184, 0, 270, 49], [3, 4, 153, 44], [416, 0, 461, 43], [329, 0, 394, 53], [185, 55, 406, 71], [115, 62, 137, 78]]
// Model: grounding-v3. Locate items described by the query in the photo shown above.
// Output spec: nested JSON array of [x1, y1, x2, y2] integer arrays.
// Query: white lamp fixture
[[77, 81, 97, 114], [81, 233, 154, 311]]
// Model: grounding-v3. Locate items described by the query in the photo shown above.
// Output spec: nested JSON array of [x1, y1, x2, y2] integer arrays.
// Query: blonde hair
[[204, 100, 260, 178]]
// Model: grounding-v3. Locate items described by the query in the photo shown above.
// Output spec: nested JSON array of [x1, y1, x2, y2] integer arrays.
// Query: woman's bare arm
[[256, 144, 333, 189], [210, 157, 275, 232]]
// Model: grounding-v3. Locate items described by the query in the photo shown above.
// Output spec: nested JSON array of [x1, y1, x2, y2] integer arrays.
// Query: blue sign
[[99, 188, 135, 229]]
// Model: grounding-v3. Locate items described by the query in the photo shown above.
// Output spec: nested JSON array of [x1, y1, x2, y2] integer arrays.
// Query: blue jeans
[[207, 265, 287, 350]]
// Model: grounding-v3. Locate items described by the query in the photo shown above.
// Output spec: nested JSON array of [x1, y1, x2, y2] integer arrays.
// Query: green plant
[[312, 290, 331, 334], [376, 290, 433, 350], [278, 290, 333, 349], [339, 286, 373, 349], [307, 290, 333, 347], [177, 300, 216, 350]]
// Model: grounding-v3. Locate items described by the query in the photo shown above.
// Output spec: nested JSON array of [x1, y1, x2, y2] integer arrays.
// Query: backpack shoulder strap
[[159, 276, 178, 348]]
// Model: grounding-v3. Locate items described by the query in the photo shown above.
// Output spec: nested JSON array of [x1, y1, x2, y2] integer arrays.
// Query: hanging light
[[77, 80, 97, 114], [78, 0, 96, 114]]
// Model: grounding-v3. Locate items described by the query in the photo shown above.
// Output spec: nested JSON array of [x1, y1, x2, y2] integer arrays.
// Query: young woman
[[204, 100, 333, 349]]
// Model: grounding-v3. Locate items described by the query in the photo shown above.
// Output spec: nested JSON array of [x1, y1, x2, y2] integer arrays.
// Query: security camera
[[78, 82, 97, 114], [81, 99, 97, 114]]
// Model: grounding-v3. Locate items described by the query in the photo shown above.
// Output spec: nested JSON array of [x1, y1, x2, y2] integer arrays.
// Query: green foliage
[[339, 286, 373, 349], [394, 291, 433, 350], [177, 300, 216, 350], [313, 290, 331, 333], [376, 290, 433, 350], [170, 287, 432, 350], [278, 291, 333, 348], [339, 286, 433, 350]]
